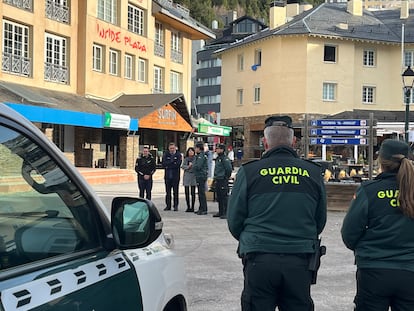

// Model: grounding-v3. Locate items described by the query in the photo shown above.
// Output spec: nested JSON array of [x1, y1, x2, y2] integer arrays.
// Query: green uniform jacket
[[193, 151, 208, 179], [214, 153, 232, 180], [341, 172, 414, 272], [227, 146, 327, 256]]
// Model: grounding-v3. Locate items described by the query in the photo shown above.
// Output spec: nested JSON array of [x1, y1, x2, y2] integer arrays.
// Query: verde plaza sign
[[198, 123, 232, 136]]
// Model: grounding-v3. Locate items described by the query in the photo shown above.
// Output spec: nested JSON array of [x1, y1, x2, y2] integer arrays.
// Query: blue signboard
[[310, 138, 368, 145], [310, 128, 367, 136], [310, 119, 367, 127]]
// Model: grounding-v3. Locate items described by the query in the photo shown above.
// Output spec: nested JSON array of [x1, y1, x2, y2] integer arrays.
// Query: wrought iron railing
[[45, 0, 70, 24], [154, 44, 165, 58], [171, 50, 183, 64], [3, 0, 33, 11], [44, 62, 68, 84], [2, 53, 31, 77]]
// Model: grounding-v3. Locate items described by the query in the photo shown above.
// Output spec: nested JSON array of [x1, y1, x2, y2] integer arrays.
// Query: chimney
[[269, 1, 287, 29], [287, 1, 299, 18], [347, 0, 362, 16], [401, 0, 409, 19]]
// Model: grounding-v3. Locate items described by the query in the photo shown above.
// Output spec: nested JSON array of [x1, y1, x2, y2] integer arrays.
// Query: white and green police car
[[0, 103, 187, 311]]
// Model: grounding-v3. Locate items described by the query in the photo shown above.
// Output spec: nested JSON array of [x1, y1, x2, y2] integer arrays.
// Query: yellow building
[[0, 0, 214, 169], [216, 0, 413, 159]]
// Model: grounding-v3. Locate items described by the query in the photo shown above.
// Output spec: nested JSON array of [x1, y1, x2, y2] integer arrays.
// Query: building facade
[[1, 0, 214, 169], [216, 0, 414, 160]]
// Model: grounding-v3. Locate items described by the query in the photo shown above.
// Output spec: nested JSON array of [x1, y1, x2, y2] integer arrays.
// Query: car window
[[0, 125, 100, 270]]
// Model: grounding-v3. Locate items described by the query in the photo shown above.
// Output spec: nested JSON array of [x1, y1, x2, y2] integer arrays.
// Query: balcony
[[2, 53, 31, 77], [152, 88, 164, 94], [3, 0, 33, 11], [154, 44, 165, 58], [44, 63, 68, 84], [171, 50, 183, 64], [46, 0, 70, 24]]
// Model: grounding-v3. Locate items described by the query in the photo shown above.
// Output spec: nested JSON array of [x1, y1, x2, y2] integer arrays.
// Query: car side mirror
[[111, 197, 163, 249]]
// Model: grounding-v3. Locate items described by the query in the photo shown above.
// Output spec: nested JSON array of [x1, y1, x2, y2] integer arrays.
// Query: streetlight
[[402, 66, 414, 143]]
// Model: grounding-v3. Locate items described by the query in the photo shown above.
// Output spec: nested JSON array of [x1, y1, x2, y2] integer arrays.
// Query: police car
[[0, 103, 187, 311]]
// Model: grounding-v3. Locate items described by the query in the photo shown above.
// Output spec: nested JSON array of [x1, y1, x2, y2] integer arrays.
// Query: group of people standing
[[227, 115, 414, 311], [134, 141, 233, 218]]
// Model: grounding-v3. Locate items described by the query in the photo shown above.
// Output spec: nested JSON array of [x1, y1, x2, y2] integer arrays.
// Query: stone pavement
[[93, 179, 358, 311]]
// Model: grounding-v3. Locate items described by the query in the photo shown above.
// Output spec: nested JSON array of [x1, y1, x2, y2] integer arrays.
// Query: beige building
[[1, 0, 214, 169], [216, 0, 414, 159]]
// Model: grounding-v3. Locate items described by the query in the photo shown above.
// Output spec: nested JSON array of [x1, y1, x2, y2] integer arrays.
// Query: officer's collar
[[375, 171, 398, 180], [262, 145, 298, 159]]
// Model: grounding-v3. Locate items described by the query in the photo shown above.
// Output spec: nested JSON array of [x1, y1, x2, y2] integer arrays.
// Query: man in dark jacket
[[162, 142, 182, 211], [227, 115, 327, 311], [213, 143, 232, 219], [193, 142, 208, 215], [135, 146, 156, 200]]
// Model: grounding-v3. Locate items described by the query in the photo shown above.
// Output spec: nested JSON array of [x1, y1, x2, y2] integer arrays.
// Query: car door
[[0, 114, 143, 310]]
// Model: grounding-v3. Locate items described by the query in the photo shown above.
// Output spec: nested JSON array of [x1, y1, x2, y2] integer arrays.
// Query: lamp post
[[402, 66, 414, 143]]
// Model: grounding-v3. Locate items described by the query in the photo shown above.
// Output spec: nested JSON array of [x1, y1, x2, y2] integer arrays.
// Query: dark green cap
[[379, 139, 409, 161]]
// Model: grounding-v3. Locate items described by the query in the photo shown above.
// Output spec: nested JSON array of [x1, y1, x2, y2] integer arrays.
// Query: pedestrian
[[134, 146, 156, 200], [193, 142, 208, 215], [227, 146, 235, 170], [162, 142, 182, 211], [182, 147, 197, 212], [213, 143, 232, 219], [341, 139, 414, 311], [227, 115, 327, 311], [236, 147, 243, 166]]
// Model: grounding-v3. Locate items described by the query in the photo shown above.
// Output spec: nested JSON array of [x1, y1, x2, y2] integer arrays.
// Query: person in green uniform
[[193, 142, 208, 215], [341, 139, 414, 311], [227, 115, 327, 311], [212, 143, 232, 219]]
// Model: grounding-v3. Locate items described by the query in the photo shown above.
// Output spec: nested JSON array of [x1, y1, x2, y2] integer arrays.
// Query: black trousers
[[241, 253, 313, 311], [215, 179, 228, 216], [184, 185, 196, 209], [196, 178, 207, 212], [138, 177, 153, 200], [165, 178, 179, 209], [354, 268, 414, 311]]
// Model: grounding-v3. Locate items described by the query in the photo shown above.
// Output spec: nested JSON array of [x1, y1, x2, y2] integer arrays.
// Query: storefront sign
[[138, 104, 192, 132], [103, 112, 131, 129], [198, 123, 232, 136]]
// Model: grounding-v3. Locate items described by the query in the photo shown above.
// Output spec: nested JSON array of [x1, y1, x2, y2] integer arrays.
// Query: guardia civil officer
[[227, 115, 327, 311], [212, 143, 232, 219], [135, 146, 156, 200], [193, 142, 208, 215], [341, 139, 414, 311]]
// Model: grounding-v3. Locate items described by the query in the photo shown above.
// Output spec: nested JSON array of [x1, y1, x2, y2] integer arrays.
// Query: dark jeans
[[215, 179, 228, 216], [196, 178, 207, 212], [354, 268, 414, 311], [138, 177, 153, 200], [241, 253, 313, 311], [165, 178, 179, 209]]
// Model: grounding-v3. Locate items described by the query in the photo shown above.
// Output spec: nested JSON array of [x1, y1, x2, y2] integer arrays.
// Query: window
[[254, 86, 261, 103], [171, 31, 181, 52], [109, 49, 119, 76], [155, 22, 164, 46], [153, 66, 163, 93], [236, 20, 257, 33], [323, 83, 337, 101], [92, 44, 103, 72], [254, 49, 262, 66], [128, 3, 145, 36], [0, 125, 100, 269], [362, 86, 375, 104], [199, 95, 221, 104], [44, 33, 68, 83], [2, 20, 31, 77], [237, 54, 244, 71], [404, 51, 414, 67], [324, 45, 336, 62], [363, 50, 375, 67], [154, 22, 164, 57], [138, 58, 147, 82], [237, 89, 244, 105], [124, 54, 134, 79], [170, 71, 182, 93], [97, 0, 117, 24], [199, 77, 221, 86]]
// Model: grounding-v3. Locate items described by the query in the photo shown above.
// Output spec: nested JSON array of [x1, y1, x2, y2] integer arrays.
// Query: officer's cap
[[216, 143, 226, 150], [195, 142, 204, 149], [264, 115, 293, 129], [379, 139, 409, 161]]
